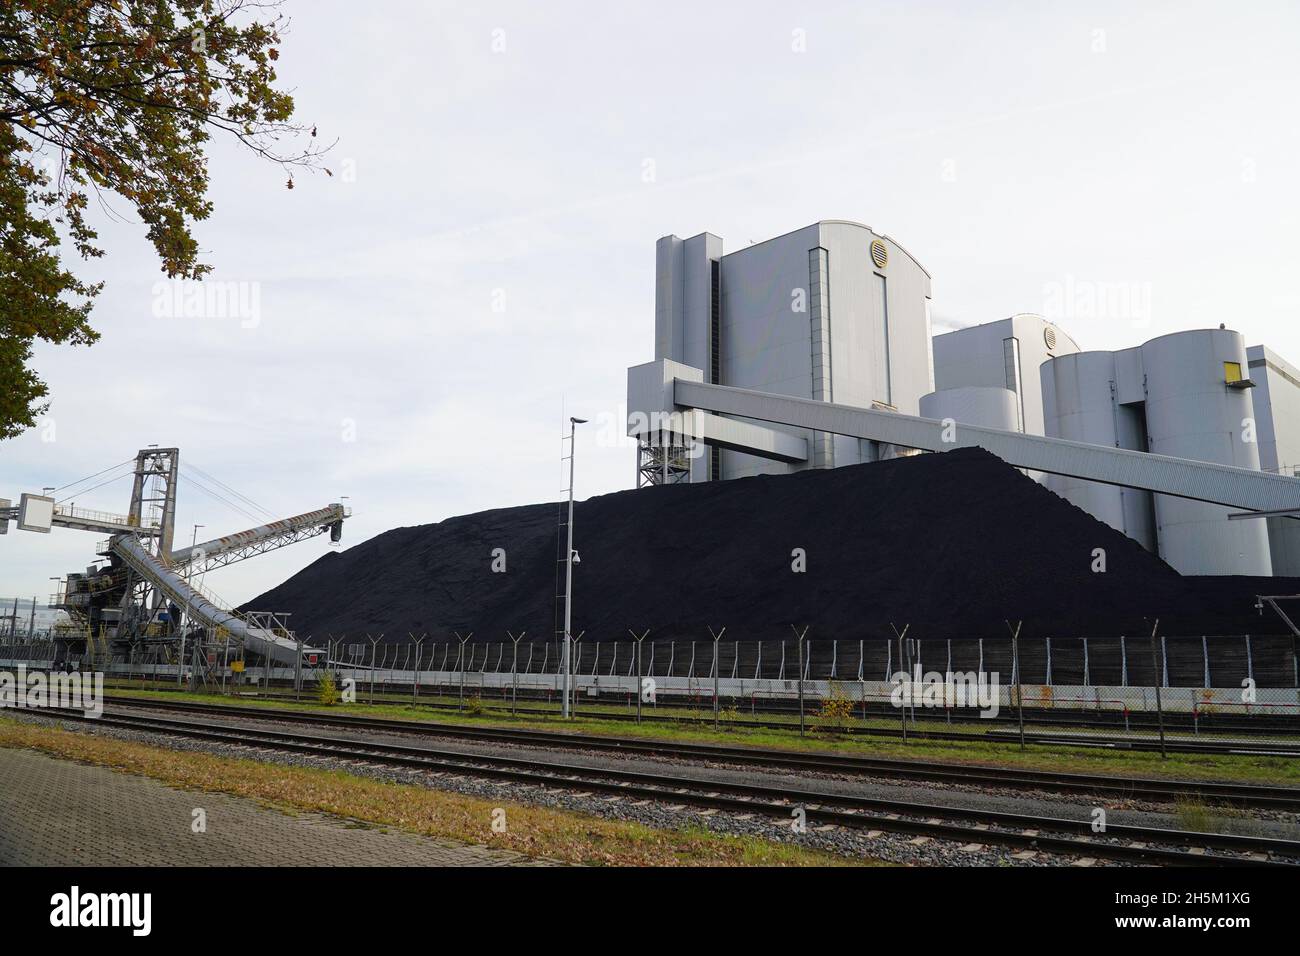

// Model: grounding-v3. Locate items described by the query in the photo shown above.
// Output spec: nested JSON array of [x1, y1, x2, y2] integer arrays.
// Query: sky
[[2, 0, 1299, 607]]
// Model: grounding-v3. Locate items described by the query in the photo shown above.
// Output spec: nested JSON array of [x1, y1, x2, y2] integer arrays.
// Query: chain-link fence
[[2, 629, 1297, 754]]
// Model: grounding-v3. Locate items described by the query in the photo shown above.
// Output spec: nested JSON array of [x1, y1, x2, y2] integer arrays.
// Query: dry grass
[[0, 716, 871, 867]]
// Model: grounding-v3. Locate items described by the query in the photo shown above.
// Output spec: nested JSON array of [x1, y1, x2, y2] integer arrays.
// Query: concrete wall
[[820, 223, 933, 469], [1040, 329, 1275, 575], [1040, 350, 1158, 551], [1248, 345, 1300, 575], [933, 314, 1080, 438], [654, 221, 933, 481], [919, 386, 1020, 432], [1141, 329, 1271, 576], [715, 224, 822, 479]]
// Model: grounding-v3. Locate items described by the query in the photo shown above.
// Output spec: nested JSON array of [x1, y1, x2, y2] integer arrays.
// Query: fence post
[[570, 631, 584, 717], [412, 635, 424, 705], [708, 626, 726, 730], [891, 624, 910, 743], [1007, 620, 1024, 750], [791, 625, 809, 737], [1148, 619, 1166, 758], [508, 631, 524, 716], [904, 637, 916, 726], [453, 632, 473, 710], [629, 630, 649, 723], [368, 635, 379, 703], [294, 636, 303, 701]]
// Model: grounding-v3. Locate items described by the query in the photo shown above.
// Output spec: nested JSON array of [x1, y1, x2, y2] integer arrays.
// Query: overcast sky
[[3, 0, 1299, 608]]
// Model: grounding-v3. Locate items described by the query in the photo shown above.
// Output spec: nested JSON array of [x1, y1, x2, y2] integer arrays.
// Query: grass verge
[[102, 687, 1300, 787], [0, 715, 865, 867]]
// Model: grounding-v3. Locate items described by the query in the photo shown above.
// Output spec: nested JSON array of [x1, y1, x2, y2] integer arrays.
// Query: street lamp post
[[562, 416, 587, 719]]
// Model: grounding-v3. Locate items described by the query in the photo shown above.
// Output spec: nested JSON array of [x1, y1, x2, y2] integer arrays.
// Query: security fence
[[2, 630, 1298, 755]]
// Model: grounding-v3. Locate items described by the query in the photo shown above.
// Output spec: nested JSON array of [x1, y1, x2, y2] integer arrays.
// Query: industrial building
[[645, 221, 933, 483], [629, 220, 1300, 577], [928, 313, 1081, 435], [932, 323, 1300, 577], [0, 447, 349, 666]]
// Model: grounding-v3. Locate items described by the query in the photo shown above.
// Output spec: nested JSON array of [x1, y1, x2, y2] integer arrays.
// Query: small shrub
[[816, 682, 856, 735], [464, 694, 484, 716], [316, 671, 339, 706]]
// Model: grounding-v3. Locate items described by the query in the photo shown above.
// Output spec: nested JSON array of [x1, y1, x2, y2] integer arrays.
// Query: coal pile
[[242, 448, 1298, 642]]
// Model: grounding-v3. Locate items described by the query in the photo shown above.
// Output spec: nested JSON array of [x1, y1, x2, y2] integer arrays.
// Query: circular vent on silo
[[1044, 326, 1057, 350], [870, 239, 888, 269]]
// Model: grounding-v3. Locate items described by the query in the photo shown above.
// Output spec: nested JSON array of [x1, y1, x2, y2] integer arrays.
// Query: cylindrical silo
[[919, 386, 1020, 432], [1040, 352, 1130, 535], [1140, 329, 1271, 576]]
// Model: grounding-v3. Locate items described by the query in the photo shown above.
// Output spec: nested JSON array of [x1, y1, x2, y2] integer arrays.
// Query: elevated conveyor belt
[[167, 505, 347, 572], [626, 360, 1300, 514], [111, 535, 311, 665]]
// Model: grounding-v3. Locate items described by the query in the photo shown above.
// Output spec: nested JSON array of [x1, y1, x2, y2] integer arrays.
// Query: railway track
[[103, 694, 1300, 806], [127, 685, 1300, 757], [36, 703, 1300, 867], [277, 684, 1300, 737]]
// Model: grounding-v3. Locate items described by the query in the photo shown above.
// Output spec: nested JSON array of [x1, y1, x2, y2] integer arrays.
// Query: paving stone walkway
[[0, 746, 553, 866]]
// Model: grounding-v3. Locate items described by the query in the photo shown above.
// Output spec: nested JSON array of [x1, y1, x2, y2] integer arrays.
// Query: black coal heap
[[243, 449, 1293, 641]]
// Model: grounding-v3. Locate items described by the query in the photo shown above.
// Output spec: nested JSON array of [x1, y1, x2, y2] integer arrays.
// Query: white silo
[[1040, 351, 1158, 551], [919, 386, 1020, 432], [1140, 329, 1271, 576]]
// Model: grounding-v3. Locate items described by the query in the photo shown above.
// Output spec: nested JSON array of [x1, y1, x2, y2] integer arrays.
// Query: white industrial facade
[[1249, 346, 1300, 575], [930, 322, 1300, 577], [649, 221, 933, 482], [631, 221, 1300, 577], [1038, 330, 1273, 576], [931, 314, 1081, 436]]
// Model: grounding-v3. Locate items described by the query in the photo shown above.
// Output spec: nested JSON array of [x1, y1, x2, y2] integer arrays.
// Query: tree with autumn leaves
[[0, 0, 326, 439]]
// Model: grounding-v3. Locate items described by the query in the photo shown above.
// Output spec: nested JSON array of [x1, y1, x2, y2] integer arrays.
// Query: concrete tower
[[650, 221, 934, 482]]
